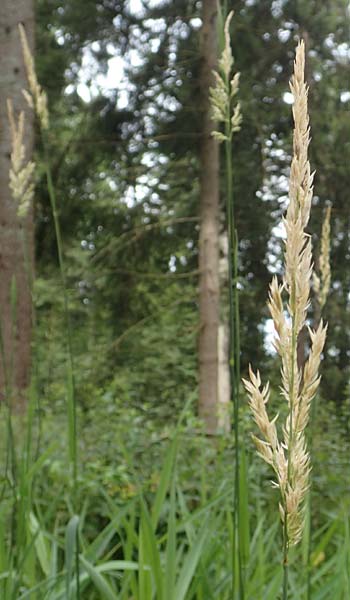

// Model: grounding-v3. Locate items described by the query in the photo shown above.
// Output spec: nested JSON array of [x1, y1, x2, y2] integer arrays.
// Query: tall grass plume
[[243, 41, 327, 596]]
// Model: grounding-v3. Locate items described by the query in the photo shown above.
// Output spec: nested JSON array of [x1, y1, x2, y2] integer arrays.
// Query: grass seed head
[[313, 205, 331, 310], [243, 40, 327, 548], [210, 11, 241, 142], [19, 23, 49, 129], [7, 99, 35, 218]]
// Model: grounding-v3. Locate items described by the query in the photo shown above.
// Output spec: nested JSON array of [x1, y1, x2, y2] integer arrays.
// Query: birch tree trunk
[[198, 0, 220, 434], [0, 0, 34, 410]]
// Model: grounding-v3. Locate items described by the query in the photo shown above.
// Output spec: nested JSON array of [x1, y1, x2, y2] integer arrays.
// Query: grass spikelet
[[243, 40, 327, 594], [209, 11, 242, 142], [19, 23, 49, 129], [7, 99, 35, 218], [313, 205, 331, 311]]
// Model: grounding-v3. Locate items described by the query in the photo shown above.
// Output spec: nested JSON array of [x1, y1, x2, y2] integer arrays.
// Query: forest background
[[31, 0, 350, 422], [29, 0, 350, 478]]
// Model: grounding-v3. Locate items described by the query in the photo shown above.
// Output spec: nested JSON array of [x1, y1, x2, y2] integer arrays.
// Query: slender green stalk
[[225, 128, 243, 598], [283, 557, 289, 600], [210, 10, 243, 596], [0, 286, 19, 579], [282, 468, 289, 599], [19, 227, 41, 466], [42, 134, 80, 600], [0, 319, 17, 502], [306, 399, 316, 600], [42, 135, 78, 509], [283, 304, 297, 598]]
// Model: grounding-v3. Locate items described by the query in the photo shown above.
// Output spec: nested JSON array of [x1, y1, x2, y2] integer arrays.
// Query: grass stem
[[225, 93, 243, 600], [42, 136, 78, 510]]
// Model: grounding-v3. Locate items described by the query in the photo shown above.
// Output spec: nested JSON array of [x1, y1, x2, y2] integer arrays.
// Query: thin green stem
[[282, 485, 289, 600], [42, 134, 78, 510], [225, 93, 243, 598], [19, 228, 39, 467], [42, 132, 80, 600], [0, 311, 18, 579], [306, 380, 318, 599], [283, 280, 298, 599], [283, 553, 289, 600], [0, 318, 17, 495]]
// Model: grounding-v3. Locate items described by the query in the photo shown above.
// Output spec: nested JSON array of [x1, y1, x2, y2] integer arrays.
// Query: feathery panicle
[[313, 205, 331, 310], [218, 11, 234, 78], [210, 11, 242, 142], [7, 99, 35, 218], [242, 367, 278, 460], [243, 41, 327, 548], [19, 23, 49, 129]]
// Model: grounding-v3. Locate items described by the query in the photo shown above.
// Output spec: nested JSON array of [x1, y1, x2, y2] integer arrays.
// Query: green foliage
[[0, 408, 349, 598]]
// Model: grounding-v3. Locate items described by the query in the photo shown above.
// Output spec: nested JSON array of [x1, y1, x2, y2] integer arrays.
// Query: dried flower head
[[210, 11, 242, 142], [19, 23, 49, 129], [7, 99, 35, 218], [243, 41, 327, 547]]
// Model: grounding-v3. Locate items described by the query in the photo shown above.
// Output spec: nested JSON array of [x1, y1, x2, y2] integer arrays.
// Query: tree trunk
[[0, 1, 34, 410], [198, 0, 220, 434], [218, 231, 231, 432]]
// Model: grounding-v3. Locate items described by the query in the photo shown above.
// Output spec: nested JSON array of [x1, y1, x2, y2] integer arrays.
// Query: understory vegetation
[[1, 388, 350, 598]]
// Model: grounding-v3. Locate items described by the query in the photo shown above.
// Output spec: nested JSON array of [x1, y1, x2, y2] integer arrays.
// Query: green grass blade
[[310, 519, 339, 567], [79, 555, 118, 600], [140, 499, 164, 600], [174, 525, 209, 600], [164, 480, 177, 600], [151, 435, 177, 530], [65, 515, 79, 599], [86, 500, 136, 562], [138, 511, 152, 600], [29, 512, 51, 577], [239, 447, 250, 575]]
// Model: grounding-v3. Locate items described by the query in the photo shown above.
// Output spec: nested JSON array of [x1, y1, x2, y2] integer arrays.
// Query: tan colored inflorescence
[[313, 205, 331, 311], [243, 41, 327, 547], [7, 99, 35, 218], [19, 23, 49, 130], [209, 11, 242, 142]]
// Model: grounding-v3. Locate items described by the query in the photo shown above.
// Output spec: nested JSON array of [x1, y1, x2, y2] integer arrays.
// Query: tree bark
[[198, 0, 220, 434], [0, 0, 34, 410], [218, 231, 231, 432]]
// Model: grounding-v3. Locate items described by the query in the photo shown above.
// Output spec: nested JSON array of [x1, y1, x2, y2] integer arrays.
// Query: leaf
[[164, 480, 177, 600], [65, 515, 80, 599], [28, 512, 51, 577], [151, 435, 178, 529], [174, 525, 209, 600], [79, 555, 118, 600]]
